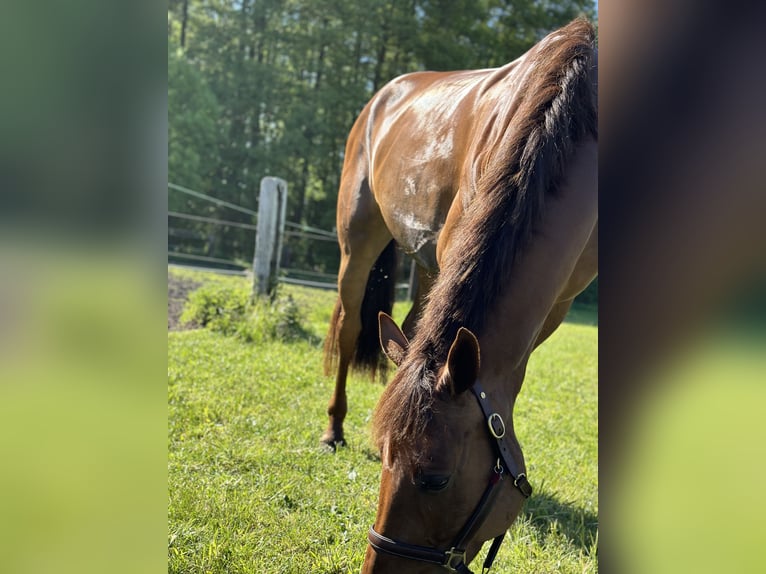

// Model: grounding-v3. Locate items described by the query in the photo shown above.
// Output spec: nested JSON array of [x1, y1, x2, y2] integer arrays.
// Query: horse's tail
[[324, 240, 397, 380]]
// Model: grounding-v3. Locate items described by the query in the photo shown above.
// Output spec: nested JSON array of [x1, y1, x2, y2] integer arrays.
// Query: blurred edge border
[[0, 1, 764, 573], [600, 1, 766, 573]]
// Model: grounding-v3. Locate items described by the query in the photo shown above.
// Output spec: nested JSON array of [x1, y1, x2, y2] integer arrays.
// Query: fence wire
[[168, 182, 340, 289]]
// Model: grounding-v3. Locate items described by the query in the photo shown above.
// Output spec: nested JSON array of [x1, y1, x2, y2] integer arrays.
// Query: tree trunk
[[352, 30, 363, 87], [294, 156, 310, 224], [180, 0, 189, 49], [315, 18, 328, 92], [373, 26, 389, 92]]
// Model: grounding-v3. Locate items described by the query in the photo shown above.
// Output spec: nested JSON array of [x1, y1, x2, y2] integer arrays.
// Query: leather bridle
[[368, 381, 533, 573]]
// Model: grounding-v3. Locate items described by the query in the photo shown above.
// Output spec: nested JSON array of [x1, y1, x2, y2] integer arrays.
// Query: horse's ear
[[442, 327, 480, 395], [378, 312, 409, 367]]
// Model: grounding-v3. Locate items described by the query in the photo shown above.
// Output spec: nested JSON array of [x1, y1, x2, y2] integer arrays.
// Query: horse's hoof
[[320, 431, 346, 451], [319, 441, 337, 453]]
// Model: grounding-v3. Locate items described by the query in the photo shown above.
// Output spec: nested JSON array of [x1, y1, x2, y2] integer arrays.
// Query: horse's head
[[362, 313, 530, 573]]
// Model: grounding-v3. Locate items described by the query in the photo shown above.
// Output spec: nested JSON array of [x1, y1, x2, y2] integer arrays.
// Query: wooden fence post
[[253, 177, 288, 297]]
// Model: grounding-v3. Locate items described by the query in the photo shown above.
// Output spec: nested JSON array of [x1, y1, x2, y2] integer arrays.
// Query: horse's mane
[[372, 18, 597, 466]]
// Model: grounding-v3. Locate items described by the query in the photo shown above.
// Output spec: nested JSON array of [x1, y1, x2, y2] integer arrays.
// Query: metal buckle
[[445, 547, 467, 571], [487, 413, 505, 438], [513, 472, 533, 497]]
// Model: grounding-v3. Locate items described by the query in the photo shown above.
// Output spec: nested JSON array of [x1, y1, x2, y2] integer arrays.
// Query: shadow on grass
[[523, 491, 598, 555], [287, 324, 323, 346], [564, 303, 598, 326], [363, 448, 381, 463]]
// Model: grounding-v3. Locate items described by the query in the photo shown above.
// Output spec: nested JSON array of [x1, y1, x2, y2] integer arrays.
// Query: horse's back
[[339, 18, 595, 268], [355, 64, 526, 267]]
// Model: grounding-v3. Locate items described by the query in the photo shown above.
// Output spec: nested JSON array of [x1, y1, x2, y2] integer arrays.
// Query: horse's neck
[[477, 139, 598, 399]]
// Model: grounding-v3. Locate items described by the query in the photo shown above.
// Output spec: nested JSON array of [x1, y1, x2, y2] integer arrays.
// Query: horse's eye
[[418, 473, 451, 492]]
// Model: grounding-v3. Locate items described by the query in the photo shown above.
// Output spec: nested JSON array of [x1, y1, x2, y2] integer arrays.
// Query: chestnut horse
[[324, 18, 597, 572]]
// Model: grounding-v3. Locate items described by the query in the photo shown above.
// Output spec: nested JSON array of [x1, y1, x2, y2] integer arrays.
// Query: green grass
[[169, 265, 250, 288], [168, 268, 597, 573]]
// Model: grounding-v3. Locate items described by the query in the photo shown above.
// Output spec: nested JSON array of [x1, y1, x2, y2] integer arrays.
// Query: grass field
[[168, 267, 598, 573]]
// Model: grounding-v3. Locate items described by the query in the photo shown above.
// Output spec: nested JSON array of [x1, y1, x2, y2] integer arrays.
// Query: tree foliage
[[168, 0, 596, 272]]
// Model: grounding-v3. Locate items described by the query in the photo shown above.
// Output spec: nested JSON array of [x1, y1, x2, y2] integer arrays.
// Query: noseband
[[368, 381, 532, 573]]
